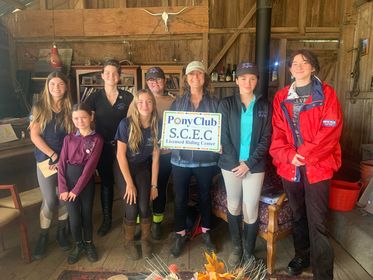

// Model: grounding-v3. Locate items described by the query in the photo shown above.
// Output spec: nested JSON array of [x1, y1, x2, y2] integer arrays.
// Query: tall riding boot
[[227, 213, 243, 267], [141, 219, 152, 258], [243, 219, 259, 262], [97, 185, 113, 236], [152, 213, 164, 240], [56, 219, 70, 251], [123, 222, 139, 260], [33, 229, 49, 260]]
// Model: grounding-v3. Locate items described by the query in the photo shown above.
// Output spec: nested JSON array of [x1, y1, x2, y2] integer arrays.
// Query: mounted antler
[[142, 7, 188, 32]]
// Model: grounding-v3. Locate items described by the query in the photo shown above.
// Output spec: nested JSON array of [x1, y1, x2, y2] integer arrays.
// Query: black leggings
[[152, 153, 172, 214], [118, 161, 152, 223], [65, 164, 95, 242]]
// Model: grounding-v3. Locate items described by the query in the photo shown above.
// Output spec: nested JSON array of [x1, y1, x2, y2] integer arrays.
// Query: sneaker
[[201, 232, 216, 253], [85, 242, 98, 262], [170, 234, 188, 258], [287, 256, 310, 276]]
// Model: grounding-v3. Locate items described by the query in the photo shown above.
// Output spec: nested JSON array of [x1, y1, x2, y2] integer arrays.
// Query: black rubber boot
[[243, 219, 259, 262], [227, 213, 243, 267], [97, 214, 112, 236], [56, 219, 70, 251], [68, 241, 85, 264], [33, 229, 48, 260], [151, 222, 162, 240]]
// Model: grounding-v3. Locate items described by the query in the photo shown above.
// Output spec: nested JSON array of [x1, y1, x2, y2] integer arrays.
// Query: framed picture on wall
[[360, 38, 368, 56]]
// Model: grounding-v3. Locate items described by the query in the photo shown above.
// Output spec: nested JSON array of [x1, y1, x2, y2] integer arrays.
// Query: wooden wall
[[336, 0, 373, 162], [3, 0, 371, 162]]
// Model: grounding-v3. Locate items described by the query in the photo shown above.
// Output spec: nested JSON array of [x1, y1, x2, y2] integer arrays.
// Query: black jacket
[[170, 91, 219, 165], [218, 91, 272, 173]]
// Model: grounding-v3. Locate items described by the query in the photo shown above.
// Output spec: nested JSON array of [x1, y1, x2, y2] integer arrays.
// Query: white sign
[[161, 111, 221, 152]]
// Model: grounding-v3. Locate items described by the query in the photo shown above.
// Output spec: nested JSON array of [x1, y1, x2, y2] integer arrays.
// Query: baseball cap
[[185, 61, 206, 75], [145, 67, 165, 80], [236, 61, 259, 78]]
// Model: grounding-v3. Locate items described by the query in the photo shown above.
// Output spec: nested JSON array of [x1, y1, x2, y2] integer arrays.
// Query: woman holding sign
[[29, 71, 74, 259], [169, 61, 219, 258], [218, 62, 272, 266]]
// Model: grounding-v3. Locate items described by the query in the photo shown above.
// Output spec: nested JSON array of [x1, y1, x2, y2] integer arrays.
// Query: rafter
[[207, 3, 256, 74], [2, 0, 26, 10]]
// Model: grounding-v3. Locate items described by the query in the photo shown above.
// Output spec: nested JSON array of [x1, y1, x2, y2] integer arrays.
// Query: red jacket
[[270, 78, 343, 184]]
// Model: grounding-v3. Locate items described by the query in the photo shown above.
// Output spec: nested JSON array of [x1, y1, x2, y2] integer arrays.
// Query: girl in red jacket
[[270, 49, 343, 280]]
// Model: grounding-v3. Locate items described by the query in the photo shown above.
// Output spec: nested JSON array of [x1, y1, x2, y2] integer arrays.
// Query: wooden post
[[299, 0, 307, 35], [39, 0, 46, 10], [202, 32, 208, 68], [278, 38, 287, 89]]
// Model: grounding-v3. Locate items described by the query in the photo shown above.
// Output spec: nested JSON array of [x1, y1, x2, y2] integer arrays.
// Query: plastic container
[[329, 180, 361, 211]]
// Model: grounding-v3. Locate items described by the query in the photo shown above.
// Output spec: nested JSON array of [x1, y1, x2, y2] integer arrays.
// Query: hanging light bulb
[[50, 42, 62, 68]]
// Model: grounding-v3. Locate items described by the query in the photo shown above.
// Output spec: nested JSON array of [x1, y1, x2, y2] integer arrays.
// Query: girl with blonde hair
[[29, 71, 74, 260], [116, 89, 160, 260]]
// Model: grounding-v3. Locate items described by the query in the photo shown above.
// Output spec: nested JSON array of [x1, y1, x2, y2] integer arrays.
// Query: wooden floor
[[1, 187, 372, 280]]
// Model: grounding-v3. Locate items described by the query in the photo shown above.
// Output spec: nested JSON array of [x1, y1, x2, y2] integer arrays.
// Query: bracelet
[[151, 185, 158, 189], [48, 153, 59, 165], [49, 152, 55, 159]]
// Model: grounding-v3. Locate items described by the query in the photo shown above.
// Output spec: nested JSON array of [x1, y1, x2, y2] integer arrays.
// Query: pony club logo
[[149, 68, 160, 74], [322, 119, 337, 127], [258, 110, 267, 118], [242, 63, 255, 69]]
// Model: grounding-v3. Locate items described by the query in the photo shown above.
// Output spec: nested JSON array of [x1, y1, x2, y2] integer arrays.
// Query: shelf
[[211, 82, 237, 88], [141, 65, 184, 96], [73, 65, 141, 102]]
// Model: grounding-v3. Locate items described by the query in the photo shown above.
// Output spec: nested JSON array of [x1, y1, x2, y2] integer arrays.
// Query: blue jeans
[[172, 165, 217, 232]]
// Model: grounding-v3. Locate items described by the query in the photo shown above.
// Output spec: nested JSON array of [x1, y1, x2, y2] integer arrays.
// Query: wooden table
[[0, 139, 34, 160]]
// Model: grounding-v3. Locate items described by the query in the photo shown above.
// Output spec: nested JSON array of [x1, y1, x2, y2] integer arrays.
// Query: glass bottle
[[225, 64, 232, 82], [232, 64, 237, 81]]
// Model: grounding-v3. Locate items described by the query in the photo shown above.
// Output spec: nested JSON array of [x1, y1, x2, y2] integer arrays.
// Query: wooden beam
[[2, 0, 25, 10], [278, 38, 287, 89], [118, 0, 127, 8], [209, 27, 299, 34], [12, 34, 203, 43], [299, 0, 307, 35], [74, 0, 87, 9], [207, 3, 256, 74], [39, 0, 46, 10], [202, 32, 208, 67], [3, 6, 208, 37]]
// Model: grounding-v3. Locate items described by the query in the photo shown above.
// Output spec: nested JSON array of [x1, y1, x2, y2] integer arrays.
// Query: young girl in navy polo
[[116, 89, 160, 260], [58, 103, 103, 264]]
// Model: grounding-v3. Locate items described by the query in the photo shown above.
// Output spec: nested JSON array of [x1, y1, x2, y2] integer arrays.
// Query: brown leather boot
[[123, 223, 139, 260], [140, 220, 152, 258]]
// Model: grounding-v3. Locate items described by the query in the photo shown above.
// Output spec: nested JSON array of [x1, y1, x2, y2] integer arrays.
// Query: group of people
[[29, 49, 342, 280]]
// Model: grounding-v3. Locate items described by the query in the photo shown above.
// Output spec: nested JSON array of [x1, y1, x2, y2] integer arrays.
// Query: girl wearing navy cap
[[218, 61, 272, 266]]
